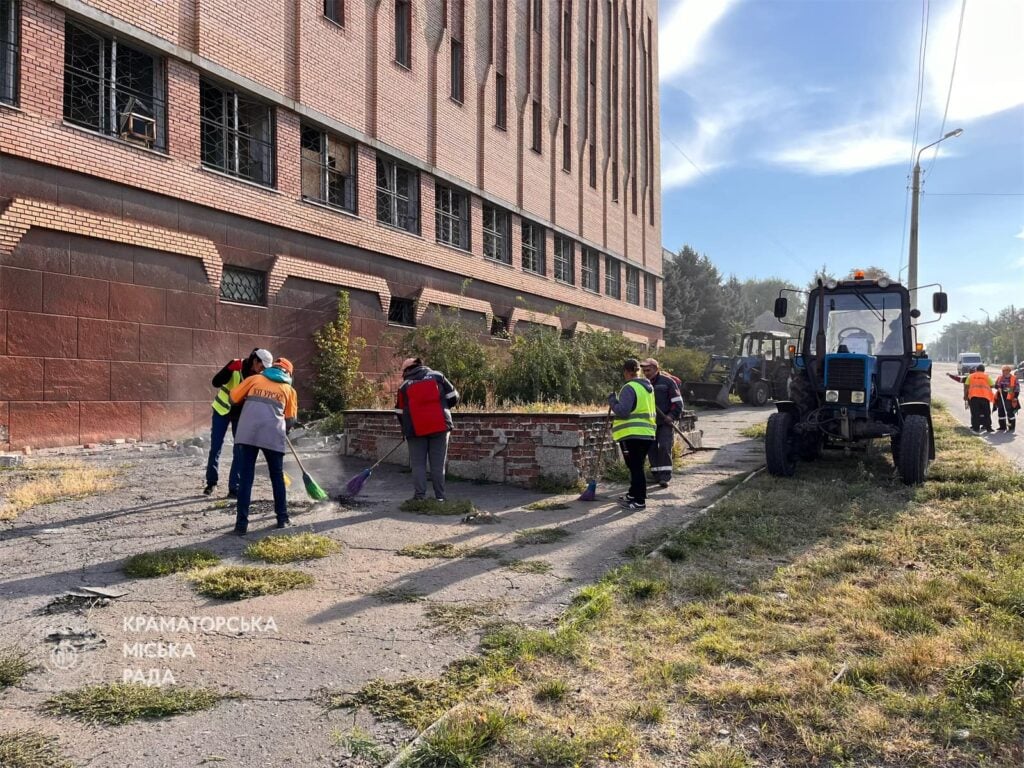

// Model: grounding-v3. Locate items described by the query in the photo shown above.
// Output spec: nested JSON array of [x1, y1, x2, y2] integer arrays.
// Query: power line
[[926, 0, 967, 178], [899, 0, 932, 277], [663, 136, 711, 181], [922, 191, 1024, 197]]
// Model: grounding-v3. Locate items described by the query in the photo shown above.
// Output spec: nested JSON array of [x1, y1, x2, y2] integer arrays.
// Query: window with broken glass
[[301, 125, 356, 213]]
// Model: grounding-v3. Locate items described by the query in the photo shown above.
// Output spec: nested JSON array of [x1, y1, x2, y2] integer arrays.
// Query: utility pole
[[908, 129, 963, 310], [1013, 304, 1019, 364]]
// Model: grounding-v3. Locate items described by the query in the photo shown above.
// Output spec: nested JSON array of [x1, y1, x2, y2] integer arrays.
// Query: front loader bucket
[[681, 380, 732, 409]]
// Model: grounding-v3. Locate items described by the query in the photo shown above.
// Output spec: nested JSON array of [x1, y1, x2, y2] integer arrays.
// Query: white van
[[957, 352, 983, 376]]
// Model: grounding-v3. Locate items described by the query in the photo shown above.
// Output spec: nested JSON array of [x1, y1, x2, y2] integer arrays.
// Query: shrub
[[311, 291, 376, 416], [496, 325, 577, 404], [397, 302, 495, 405], [657, 345, 710, 383]]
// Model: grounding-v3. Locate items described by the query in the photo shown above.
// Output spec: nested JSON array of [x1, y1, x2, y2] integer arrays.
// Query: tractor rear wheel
[[749, 381, 770, 407], [897, 415, 930, 485], [900, 371, 931, 404], [766, 411, 797, 476]]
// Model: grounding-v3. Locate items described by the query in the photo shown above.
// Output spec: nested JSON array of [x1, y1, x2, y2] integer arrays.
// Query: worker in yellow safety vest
[[204, 348, 272, 496], [609, 358, 656, 511], [963, 364, 995, 434]]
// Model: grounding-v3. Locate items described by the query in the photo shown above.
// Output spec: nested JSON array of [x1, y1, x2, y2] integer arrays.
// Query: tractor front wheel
[[897, 415, 930, 485], [749, 381, 770, 407], [765, 411, 798, 476]]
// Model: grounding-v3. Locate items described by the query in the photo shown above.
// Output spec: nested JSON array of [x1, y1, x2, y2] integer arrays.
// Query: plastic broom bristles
[[578, 479, 597, 501], [345, 468, 372, 497], [303, 471, 329, 501]]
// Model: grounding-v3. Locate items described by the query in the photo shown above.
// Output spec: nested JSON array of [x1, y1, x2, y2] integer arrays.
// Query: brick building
[[0, 0, 663, 449]]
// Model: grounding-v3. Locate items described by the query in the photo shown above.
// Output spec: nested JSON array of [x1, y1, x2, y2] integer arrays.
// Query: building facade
[[0, 0, 662, 449]]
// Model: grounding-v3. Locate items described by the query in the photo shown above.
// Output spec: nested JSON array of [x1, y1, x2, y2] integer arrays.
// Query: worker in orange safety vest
[[963, 365, 995, 434], [993, 365, 1019, 432]]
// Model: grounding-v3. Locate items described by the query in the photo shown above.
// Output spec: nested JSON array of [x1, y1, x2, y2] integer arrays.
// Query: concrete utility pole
[[908, 128, 963, 311]]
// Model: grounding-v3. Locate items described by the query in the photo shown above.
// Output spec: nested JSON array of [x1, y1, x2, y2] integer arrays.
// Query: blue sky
[[658, 0, 1024, 341]]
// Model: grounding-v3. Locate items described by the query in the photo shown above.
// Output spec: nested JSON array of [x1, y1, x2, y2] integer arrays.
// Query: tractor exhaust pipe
[[815, 278, 827, 387]]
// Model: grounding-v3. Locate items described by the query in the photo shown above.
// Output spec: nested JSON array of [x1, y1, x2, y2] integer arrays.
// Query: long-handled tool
[[655, 406, 718, 452], [344, 439, 405, 497], [285, 435, 329, 501], [578, 409, 613, 501]]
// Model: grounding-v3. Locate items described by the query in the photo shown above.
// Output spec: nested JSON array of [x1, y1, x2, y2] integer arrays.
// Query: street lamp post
[[908, 128, 963, 310], [980, 308, 991, 362]]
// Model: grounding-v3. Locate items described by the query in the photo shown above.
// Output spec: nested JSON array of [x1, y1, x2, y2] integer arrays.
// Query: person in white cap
[[395, 357, 460, 502], [204, 348, 272, 496]]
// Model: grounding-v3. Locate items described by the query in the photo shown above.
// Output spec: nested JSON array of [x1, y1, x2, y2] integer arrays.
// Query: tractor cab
[[766, 272, 948, 485]]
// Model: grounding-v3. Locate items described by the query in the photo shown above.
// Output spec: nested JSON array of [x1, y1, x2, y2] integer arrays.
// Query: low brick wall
[[340, 410, 701, 488]]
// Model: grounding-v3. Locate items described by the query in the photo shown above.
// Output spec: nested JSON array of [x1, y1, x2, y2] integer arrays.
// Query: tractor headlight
[[825, 390, 839, 403], [851, 391, 865, 404]]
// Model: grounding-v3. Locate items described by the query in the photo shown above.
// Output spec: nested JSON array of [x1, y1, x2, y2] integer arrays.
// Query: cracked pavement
[[0, 406, 767, 767]]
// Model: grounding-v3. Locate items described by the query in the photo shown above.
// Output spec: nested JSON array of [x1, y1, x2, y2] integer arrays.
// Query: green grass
[[243, 533, 340, 563], [0, 731, 72, 768], [399, 498, 475, 516], [514, 527, 571, 546], [0, 647, 33, 689], [332, 725, 389, 765], [397, 541, 463, 559], [524, 500, 572, 511], [501, 558, 553, 574], [533, 678, 570, 703], [122, 547, 221, 578], [433, 409, 1024, 766], [402, 707, 517, 768], [43, 683, 222, 725], [189, 566, 313, 599]]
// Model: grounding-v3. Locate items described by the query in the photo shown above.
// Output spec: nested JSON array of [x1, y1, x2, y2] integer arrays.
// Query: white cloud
[[768, 125, 910, 175], [926, 0, 1024, 122], [1015, 227, 1024, 240], [659, 0, 740, 83]]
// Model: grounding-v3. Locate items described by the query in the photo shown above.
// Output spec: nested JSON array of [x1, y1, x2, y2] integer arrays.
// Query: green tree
[[397, 307, 494, 405], [311, 291, 375, 415], [662, 245, 732, 352]]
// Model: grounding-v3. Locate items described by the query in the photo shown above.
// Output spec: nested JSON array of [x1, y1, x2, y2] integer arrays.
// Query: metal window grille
[[200, 79, 274, 185], [301, 125, 356, 212], [644, 274, 656, 310], [522, 221, 545, 275], [450, 39, 463, 102], [388, 297, 416, 326], [63, 22, 166, 149], [435, 184, 469, 249], [220, 267, 266, 306], [605, 256, 621, 299], [324, 0, 344, 25], [395, 0, 411, 67], [483, 205, 510, 264], [0, 0, 19, 106], [491, 316, 509, 337], [626, 266, 640, 305], [376, 155, 419, 233], [554, 236, 574, 285], [581, 249, 599, 292]]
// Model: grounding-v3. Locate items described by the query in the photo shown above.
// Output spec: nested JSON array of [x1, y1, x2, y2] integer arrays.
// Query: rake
[[344, 439, 405, 498], [285, 435, 329, 501], [578, 408, 614, 501]]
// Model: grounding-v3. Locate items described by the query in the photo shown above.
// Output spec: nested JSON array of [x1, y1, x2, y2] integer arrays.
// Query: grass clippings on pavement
[[514, 527, 571, 546], [44, 683, 222, 725], [424, 600, 505, 635], [524, 500, 572, 511], [189, 566, 313, 599], [0, 730, 72, 768], [397, 541, 463, 559], [243, 533, 340, 563], [370, 586, 427, 604], [450, 409, 1024, 767], [501, 558, 553, 575], [400, 498, 474, 516], [0, 461, 117, 520], [123, 547, 221, 578], [0, 646, 34, 689], [740, 422, 768, 440]]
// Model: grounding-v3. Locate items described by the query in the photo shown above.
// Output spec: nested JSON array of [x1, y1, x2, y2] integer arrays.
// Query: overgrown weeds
[[402, 707, 517, 768], [243, 533, 340, 563], [0, 731, 72, 768], [44, 683, 222, 725], [331, 725, 389, 765], [122, 548, 220, 578], [0, 646, 33, 688], [189, 566, 313, 599], [0, 461, 117, 520]]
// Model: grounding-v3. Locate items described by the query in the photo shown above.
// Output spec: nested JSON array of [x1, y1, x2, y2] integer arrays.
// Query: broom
[[344, 439, 405, 497], [285, 435, 329, 501], [578, 408, 614, 501]]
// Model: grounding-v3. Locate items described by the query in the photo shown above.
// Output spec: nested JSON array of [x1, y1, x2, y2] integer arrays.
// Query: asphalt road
[[931, 361, 1023, 473]]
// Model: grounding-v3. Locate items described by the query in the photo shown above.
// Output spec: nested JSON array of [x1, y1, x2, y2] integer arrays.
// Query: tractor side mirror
[[932, 292, 948, 314], [773, 297, 788, 318]]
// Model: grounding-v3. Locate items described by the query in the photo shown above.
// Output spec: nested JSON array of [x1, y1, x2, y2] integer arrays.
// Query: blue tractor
[[681, 331, 793, 408], [766, 273, 948, 484]]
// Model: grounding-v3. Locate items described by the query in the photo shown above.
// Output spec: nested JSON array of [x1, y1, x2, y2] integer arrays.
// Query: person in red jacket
[[395, 358, 460, 502]]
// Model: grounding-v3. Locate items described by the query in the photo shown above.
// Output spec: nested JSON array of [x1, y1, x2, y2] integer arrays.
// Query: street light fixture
[[908, 128, 963, 310]]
